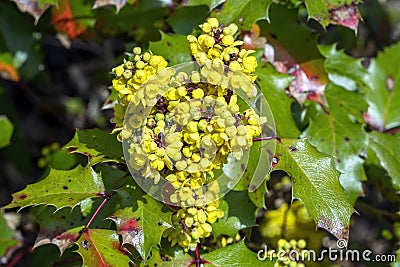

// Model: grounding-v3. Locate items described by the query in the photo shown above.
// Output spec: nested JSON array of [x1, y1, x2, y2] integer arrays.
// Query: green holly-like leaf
[[4, 164, 105, 210], [212, 0, 273, 30], [11, 0, 55, 24], [0, 212, 19, 257], [167, 6, 209, 35], [32, 198, 117, 254], [368, 132, 400, 190], [260, 5, 321, 64], [76, 229, 132, 267], [304, 83, 368, 203], [248, 179, 267, 208], [64, 128, 124, 165], [109, 192, 173, 259], [364, 43, 400, 131], [0, 115, 14, 149], [304, 0, 362, 31], [204, 240, 276, 266], [273, 139, 355, 241], [212, 190, 257, 238], [256, 62, 298, 138], [93, 0, 129, 13], [186, 0, 225, 10], [149, 32, 193, 66], [319, 44, 369, 93]]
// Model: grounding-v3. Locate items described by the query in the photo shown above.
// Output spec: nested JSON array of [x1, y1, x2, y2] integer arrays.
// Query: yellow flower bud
[[135, 60, 145, 69], [192, 88, 204, 99], [149, 55, 161, 67], [187, 35, 197, 43], [191, 153, 201, 162], [242, 56, 257, 73], [185, 217, 194, 227], [200, 222, 212, 233], [133, 47, 142, 55], [197, 209, 207, 223], [229, 61, 242, 71], [200, 22, 212, 33], [248, 115, 259, 125], [142, 52, 151, 62], [204, 36, 215, 48], [167, 88, 180, 101], [176, 160, 188, 171], [222, 35, 234, 46], [191, 71, 201, 83], [207, 18, 219, 28], [177, 86, 187, 97], [166, 174, 177, 182], [133, 69, 147, 83], [187, 121, 198, 133], [113, 65, 125, 77]]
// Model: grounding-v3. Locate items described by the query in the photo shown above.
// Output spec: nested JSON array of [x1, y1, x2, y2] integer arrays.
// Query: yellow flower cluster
[[187, 17, 258, 82], [111, 17, 266, 252], [111, 47, 168, 132], [272, 239, 307, 267], [162, 200, 224, 251]]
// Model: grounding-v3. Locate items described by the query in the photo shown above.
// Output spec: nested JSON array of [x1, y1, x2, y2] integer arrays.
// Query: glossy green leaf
[[303, 83, 368, 203], [368, 132, 400, 190], [256, 62, 298, 138], [364, 43, 400, 131], [259, 5, 321, 64], [0, 212, 19, 257], [64, 128, 124, 165], [212, 190, 257, 238], [109, 193, 172, 259], [93, 0, 128, 13], [186, 0, 225, 10], [11, 0, 53, 23], [0, 116, 14, 149], [319, 44, 369, 92], [33, 199, 117, 254], [248, 179, 267, 208], [94, 1, 168, 42], [204, 241, 276, 266], [304, 0, 362, 31], [149, 32, 193, 66], [76, 229, 132, 267], [167, 6, 209, 35], [5, 164, 105, 210], [273, 139, 355, 241], [213, 0, 273, 30]]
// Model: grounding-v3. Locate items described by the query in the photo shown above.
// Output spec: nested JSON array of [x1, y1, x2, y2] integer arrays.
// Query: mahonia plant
[[111, 17, 266, 252]]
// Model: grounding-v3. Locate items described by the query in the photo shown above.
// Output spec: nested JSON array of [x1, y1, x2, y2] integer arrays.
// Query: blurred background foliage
[[0, 0, 400, 266]]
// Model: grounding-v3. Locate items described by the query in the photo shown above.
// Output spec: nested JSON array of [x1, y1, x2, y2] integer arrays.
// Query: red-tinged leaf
[[33, 206, 85, 254], [93, 0, 130, 13], [242, 24, 267, 50], [11, 0, 52, 24], [0, 53, 20, 82], [51, 0, 92, 39], [76, 229, 131, 267], [288, 59, 328, 106], [305, 0, 362, 32], [327, 2, 361, 32], [4, 164, 105, 210], [108, 194, 172, 259]]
